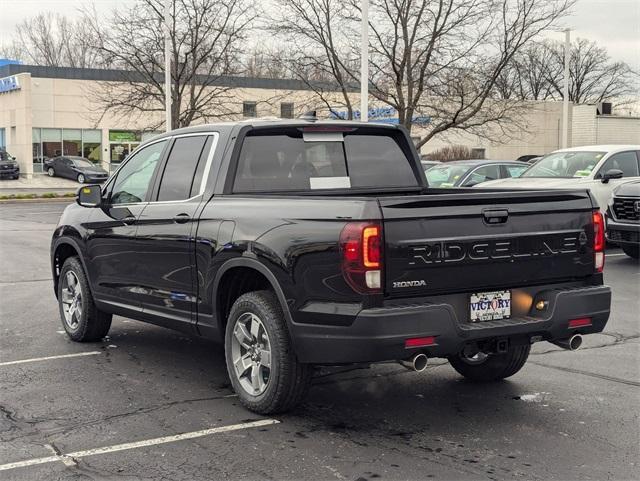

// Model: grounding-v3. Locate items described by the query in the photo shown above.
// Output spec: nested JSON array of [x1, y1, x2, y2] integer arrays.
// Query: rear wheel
[[58, 256, 112, 342], [448, 344, 530, 381], [77, 173, 85, 184], [225, 290, 312, 414], [621, 244, 639, 259]]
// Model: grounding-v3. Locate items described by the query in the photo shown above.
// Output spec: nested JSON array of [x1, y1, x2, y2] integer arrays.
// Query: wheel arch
[[212, 257, 297, 350], [51, 237, 91, 299]]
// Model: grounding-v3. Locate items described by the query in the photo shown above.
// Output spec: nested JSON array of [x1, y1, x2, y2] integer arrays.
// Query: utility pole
[[561, 28, 570, 148], [164, 0, 172, 132], [360, 0, 369, 122]]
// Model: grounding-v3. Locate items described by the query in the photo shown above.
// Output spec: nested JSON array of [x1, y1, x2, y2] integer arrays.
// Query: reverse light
[[593, 211, 605, 272], [340, 222, 383, 293], [569, 317, 592, 328]]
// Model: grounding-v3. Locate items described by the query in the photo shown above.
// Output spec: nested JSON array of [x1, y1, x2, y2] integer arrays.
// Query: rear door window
[[156, 136, 209, 201], [232, 129, 418, 192]]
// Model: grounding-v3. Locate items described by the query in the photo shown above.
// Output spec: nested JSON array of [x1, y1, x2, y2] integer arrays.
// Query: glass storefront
[[32, 128, 103, 172], [0, 128, 5, 149], [109, 130, 160, 166]]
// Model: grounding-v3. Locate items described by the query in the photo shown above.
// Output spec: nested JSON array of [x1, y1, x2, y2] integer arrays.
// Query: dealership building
[[1, 62, 639, 178]]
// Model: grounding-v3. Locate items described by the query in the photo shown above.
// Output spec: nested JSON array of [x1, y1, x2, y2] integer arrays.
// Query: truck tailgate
[[380, 189, 596, 297]]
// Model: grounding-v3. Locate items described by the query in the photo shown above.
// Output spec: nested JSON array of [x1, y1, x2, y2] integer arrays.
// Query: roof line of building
[[0, 64, 358, 93]]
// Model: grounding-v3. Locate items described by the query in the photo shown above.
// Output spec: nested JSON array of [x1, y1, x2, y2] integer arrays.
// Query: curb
[[0, 197, 75, 204]]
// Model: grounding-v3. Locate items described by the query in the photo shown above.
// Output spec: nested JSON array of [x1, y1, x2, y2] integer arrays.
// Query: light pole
[[164, 0, 172, 132], [360, 0, 369, 122], [561, 28, 570, 148]]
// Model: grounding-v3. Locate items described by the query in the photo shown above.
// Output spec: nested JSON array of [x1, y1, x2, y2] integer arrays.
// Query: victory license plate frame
[[470, 290, 512, 322]]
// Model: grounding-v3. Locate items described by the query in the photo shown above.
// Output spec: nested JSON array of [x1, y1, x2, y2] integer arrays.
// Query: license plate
[[470, 290, 511, 322]]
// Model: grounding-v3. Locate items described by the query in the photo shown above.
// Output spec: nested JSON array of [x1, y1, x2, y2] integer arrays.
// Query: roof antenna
[[299, 110, 317, 121]]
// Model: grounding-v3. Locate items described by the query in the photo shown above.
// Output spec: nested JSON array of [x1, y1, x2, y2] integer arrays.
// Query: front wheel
[[47, 167, 55, 177], [448, 344, 530, 382], [621, 244, 639, 259], [225, 290, 312, 414], [58, 256, 112, 342]]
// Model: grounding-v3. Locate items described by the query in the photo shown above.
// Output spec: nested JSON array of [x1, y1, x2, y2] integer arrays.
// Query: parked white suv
[[477, 145, 640, 213]]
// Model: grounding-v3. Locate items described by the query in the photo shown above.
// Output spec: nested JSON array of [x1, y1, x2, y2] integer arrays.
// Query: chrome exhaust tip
[[399, 353, 428, 372], [551, 334, 583, 351]]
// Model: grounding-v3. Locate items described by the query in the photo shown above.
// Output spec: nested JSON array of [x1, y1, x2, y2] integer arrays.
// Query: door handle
[[122, 215, 136, 225], [173, 213, 191, 224]]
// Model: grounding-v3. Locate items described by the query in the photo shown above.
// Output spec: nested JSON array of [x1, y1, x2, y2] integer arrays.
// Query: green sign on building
[[109, 130, 142, 142]]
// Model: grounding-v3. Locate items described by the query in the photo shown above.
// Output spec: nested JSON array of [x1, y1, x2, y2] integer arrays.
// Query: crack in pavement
[[531, 332, 640, 355], [529, 361, 640, 387], [0, 394, 235, 443]]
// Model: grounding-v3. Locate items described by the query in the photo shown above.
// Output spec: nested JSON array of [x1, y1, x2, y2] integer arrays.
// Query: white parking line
[[0, 419, 280, 472], [606, 253, 627, 257], [0, 351, 101, 367]]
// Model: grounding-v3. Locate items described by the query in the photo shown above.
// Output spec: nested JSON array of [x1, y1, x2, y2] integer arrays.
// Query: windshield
[[425, 163, 473, 187], [521, 151, 605, 178], [72, 158, 95, 168], [0, 150, 11, 161]]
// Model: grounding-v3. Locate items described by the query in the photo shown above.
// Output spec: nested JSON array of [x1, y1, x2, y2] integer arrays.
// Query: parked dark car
[[51, 119, 611, 414], [424, 159, 528, 187], [0, 149, 20, 179], [516, 154, 542, 163], [605, 180, 640, 259], [44, 156, 108, 183]]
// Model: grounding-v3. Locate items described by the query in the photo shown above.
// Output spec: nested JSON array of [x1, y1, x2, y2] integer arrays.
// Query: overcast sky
[[0, 0, 638, 69]]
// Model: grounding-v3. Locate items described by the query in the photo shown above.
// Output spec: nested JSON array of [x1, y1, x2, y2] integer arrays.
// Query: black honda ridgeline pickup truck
[[51, 119, 611, 413]]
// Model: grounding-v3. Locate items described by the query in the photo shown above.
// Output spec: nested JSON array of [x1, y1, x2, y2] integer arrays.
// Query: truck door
[[133, 134, 217, 331]]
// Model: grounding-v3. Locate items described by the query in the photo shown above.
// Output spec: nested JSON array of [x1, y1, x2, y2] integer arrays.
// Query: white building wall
[[595, 116, 640, 144], [571, 105, 598, 146]]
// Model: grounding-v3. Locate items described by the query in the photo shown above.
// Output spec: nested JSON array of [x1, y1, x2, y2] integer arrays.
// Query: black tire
[[448, 344, 530, 382], [77, 173, 85, 184], [224, 290, 312, 414], [47, 167, 55, 177], [621, 244, 639, 259], [58, 256, 112, 342]]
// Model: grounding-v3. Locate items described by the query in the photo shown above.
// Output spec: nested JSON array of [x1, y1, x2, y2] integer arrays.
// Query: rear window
[[232, 129, 418, 192]]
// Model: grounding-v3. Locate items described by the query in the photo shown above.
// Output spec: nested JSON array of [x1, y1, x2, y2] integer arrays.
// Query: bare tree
[[270, 0, 360, 119], [495, 38, 638, 106], [3, 11, 104, 68], [87, 0, 257, 130], [545, 38, 638, 104], [361, 0, 575, 148]]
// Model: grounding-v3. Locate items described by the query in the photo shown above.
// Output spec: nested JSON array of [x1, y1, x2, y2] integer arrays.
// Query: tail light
[[593, 211, 605, 272], [340, 222, 382, 293]]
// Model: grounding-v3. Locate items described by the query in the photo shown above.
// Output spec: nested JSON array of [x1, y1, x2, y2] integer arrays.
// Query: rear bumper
[[291, 285, 611, 364]]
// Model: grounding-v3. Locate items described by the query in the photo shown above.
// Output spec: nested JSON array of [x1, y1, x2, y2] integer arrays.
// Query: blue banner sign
[[330, 106, 430, 125], [0, 76, 20, 94]]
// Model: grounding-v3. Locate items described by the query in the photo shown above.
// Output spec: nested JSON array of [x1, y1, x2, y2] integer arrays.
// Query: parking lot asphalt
[[1, 201, 638, 481]]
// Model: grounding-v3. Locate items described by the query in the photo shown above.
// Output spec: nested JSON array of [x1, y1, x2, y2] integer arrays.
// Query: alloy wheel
[[61, 271, 83, 330], [230, 312, 272, 396]]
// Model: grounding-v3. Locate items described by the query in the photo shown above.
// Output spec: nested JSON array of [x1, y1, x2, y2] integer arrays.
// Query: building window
[[0, 128, 5, 149], [280, 102, 294, 119], [109, 130, 142, 164], [82, 130, 102, 162], [42, 128, 62, 159], [470, 148, 486, 159], [243, 101, 257, 118], [32, 128, 103, 171], [63, 129, 82, 156]]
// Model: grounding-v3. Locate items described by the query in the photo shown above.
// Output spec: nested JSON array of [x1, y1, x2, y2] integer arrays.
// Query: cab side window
[[597, 151, 639, 178], [156, 135, 210, 201], [110, 140, 167, 204]]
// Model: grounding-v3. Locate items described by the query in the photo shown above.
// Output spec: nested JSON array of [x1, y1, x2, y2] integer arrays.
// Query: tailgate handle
[[483, 209, 509, 224]]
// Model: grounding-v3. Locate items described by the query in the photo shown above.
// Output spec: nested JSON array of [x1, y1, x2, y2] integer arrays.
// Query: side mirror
[[601, 169, 624, 183], [77, 185, 102, 208]]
